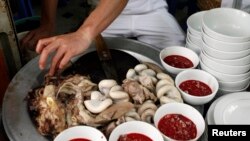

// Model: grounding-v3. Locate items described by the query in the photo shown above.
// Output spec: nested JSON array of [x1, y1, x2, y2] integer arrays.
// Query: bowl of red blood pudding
[[159, 46, 199, 77], [175, 69, 219, 105], [54, 126, 107, 141], [154, 103, 205, 141], [109, 121, 164, 141]]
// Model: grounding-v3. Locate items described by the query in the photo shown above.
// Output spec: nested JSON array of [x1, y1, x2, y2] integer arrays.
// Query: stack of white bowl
[[186, 11, 207, 55], [199, 8, 250, 95]]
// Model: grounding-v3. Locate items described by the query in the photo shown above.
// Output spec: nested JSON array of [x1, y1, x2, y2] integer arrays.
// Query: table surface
[[1, 37, 165, 141], [1, 37, 207, 141]]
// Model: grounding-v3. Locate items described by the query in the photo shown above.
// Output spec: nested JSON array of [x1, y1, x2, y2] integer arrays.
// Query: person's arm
[[40, 0, 58, 28], [36, 0, 128, 76], [20, 0, 58, 50], [77, 0, 128, 42]]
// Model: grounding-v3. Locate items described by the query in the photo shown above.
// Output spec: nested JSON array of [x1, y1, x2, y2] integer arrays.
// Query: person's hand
[[36, 30, 92, 76], [20, 24, 55, 50]]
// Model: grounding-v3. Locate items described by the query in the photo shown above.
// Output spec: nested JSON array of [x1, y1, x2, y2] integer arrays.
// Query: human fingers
[[38, 41, 59, 70], [59, 51, 74, 70], [48, 48, 66, 76], [36, 37, 55, 54]]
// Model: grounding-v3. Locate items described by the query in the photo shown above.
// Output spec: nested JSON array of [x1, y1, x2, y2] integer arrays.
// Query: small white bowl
[[175, 69, 219, 105], [199, 59, 250, 82], [201, 41, 250, 60], [187, 11, 207, 36], [218, 76, 250, 91], [202, 31, 250, 52], [54, 126, 107, 141], [202, 8, 250, 42], [154, 103, 205, 141], [200, 52, 250, 75], [159, 46, 199, 77], [201, 50, 250, 66], [109, 121, 164, 141]]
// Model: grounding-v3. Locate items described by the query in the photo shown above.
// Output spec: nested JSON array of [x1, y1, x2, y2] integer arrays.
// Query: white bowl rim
[[200, 58, 250, 76], [109, 120, 164, 141], [202, 39, 250, 54], [175, 69, 219, 99], [202, 29, 250, 50], [187, 11, 207, 33], [201, 41, 250, 60], [54, 126, 107, 141], [200, 50, 250, 65], [202, 7, 250, 40], [219, 83, 250, 91], [218, 76, 250, 84], [200, 51, 250, 69], [160, 46, 200, 70], [154, 102, 205, 141], [186, 35, 200, 49]]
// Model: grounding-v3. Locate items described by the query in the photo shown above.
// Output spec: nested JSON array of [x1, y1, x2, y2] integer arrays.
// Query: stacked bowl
[[199, 8, 250, 95], [186, 11, 207, 55]]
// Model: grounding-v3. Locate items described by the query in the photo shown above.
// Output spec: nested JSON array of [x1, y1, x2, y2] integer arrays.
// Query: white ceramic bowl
[[154, 103, 205, 141], [54, 126, 107, 141], [109, 121, 164, 141], [202, 31, 250, 52], [159, 46, 200, 77], [175, 69, 219, 105], [187, 11, 207, 36], [200, 52, 250, 75], [218, 76, 250, 91], [218, 85, 250, 96], [186, 36, 201, 55], [202, 8, 250, 42], [187, 31, 202, 47], [201, 41, 250, 60], [199, 59, 250, 82], [201, 50, 250, 66]]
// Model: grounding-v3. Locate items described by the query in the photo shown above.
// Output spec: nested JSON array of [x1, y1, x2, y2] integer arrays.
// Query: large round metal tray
[[2, 37, 204, 141]]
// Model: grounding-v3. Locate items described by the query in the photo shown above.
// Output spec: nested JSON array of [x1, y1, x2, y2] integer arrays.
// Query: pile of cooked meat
[[27, 63, 183, 139]]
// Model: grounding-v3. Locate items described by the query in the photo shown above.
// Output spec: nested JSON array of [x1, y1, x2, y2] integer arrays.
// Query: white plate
[[213, 92, 250, 124], [205, 97, 223, 125]]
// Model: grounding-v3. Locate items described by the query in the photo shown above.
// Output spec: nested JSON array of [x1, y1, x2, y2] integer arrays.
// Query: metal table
[[2, 37, 204, 141]]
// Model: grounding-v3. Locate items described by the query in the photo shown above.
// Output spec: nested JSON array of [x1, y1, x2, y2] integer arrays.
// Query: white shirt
[[122, 0, 168, 14]]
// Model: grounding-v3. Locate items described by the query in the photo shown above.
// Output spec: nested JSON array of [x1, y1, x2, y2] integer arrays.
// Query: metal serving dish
[[2, 37, 204, 141]]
